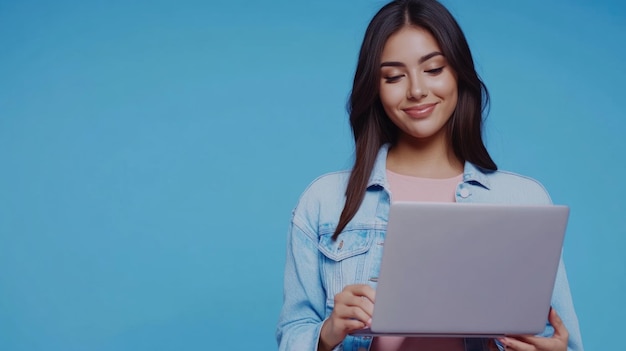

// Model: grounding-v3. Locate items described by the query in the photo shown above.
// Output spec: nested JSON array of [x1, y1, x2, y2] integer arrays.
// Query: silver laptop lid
[[366, 202, 568, 336]]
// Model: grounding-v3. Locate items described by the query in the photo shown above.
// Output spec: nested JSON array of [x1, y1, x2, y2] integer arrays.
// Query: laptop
[[352, 202, 569, 337]]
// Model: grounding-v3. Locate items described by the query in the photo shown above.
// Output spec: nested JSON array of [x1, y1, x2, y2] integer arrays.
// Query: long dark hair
[[333, 0, 497, 240]]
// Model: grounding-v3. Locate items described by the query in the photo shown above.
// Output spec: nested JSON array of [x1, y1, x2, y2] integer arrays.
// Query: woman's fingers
[[500, 335, 566, 351], [548, 308, 569, 343], [319, 284, 378, 351], [346, 284, 376, 303], [498, 309, 569, 351], [498, 336, 534, 351], [335, 284, 376, 320], [334, 303, 372, 327], [333, 285, 374, 329]]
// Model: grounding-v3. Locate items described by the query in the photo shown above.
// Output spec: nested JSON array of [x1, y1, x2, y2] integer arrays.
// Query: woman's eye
[[425, 67, 444, 74], [384, 75, 404, 83]]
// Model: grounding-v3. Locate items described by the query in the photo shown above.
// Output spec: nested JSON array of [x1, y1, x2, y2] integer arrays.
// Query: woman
[[276, 0, 583, 350]]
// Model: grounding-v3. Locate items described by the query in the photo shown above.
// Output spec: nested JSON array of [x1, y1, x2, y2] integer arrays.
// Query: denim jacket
[[277, 145, 583, 351]]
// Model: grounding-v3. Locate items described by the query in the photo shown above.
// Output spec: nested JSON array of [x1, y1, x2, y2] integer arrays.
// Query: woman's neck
[[386, 134, 463, 179]]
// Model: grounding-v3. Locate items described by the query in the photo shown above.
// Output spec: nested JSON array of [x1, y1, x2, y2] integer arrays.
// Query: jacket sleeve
[[522, 179, 584, 351], [549, 256, 584, 351], [276, 216, 329, 351], [497, 256, 584, 351], [486, 175, 584, 351]]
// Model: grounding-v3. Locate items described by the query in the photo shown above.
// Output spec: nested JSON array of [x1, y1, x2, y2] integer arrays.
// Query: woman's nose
[[407, 77, 428, 100]]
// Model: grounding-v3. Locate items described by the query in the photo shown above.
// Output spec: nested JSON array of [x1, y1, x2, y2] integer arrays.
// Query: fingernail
[[367, 318, 372, 325]]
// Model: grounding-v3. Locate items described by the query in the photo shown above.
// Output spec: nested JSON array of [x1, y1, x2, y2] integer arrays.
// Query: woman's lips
[[403, 103, 437, 118]]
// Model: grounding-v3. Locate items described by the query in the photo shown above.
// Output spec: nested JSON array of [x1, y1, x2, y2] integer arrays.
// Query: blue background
[[1, 0, 624, 350]]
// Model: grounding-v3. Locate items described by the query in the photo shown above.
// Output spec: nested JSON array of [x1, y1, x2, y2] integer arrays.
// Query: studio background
[[1, 0, 624, 350]]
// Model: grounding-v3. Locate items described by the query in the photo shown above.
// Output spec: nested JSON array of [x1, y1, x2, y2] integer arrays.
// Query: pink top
[[386, 170, 462, 203], [371, 170, 463, 351]]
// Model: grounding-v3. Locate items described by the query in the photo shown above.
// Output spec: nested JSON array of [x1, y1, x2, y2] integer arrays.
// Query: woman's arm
[[276, 215, 376, 351], [276, 219, 327, 351], [496, 257, 584, 351], [550, 257, 584, 351]]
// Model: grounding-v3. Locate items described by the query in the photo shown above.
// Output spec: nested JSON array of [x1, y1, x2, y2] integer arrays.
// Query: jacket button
[[459, 188, 471, 198]]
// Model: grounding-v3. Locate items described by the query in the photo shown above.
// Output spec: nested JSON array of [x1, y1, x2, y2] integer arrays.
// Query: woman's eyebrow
[[380, 51, 444, 67], [418, 51, 444, 64], [380, 61, 405, 68]]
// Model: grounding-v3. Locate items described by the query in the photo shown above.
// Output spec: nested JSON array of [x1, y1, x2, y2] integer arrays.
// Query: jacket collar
[[367, 144, 492, 190]]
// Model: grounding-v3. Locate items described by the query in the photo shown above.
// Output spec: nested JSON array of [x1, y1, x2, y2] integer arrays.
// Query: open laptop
[[352, 202, 569, 337]]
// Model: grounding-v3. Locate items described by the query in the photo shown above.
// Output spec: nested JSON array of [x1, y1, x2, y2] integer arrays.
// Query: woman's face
[[379, 25, 458, 143]]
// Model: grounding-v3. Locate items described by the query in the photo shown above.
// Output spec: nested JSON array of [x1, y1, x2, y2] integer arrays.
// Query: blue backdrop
[[1, 0, 624, 350]]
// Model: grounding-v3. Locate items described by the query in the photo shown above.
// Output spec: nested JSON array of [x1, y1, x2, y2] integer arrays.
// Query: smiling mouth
[[403, 103, 438, 118]]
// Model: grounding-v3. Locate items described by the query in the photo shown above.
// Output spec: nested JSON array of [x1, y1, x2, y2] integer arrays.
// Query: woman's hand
[[318, 284, 376, 351], [497, 308, 569, 351]]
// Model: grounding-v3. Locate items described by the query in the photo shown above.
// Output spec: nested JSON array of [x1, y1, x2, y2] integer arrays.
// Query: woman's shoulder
[[294, 170, 351, 209], [290, 170, 350, 225], [488, 168, 548, 189], [474, 166, 553, 205]]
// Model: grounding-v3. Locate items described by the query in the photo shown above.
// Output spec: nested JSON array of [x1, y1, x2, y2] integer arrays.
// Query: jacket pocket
[[318, 229, 374, 261], [318, 229, 377, 302]]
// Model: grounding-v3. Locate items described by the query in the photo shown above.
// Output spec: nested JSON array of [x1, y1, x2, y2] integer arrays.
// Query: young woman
[[276, 1, 583, 350]]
